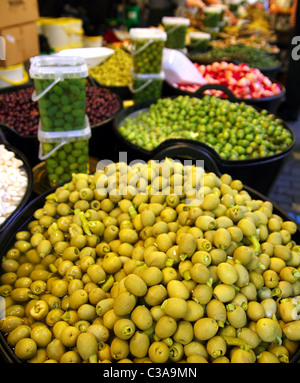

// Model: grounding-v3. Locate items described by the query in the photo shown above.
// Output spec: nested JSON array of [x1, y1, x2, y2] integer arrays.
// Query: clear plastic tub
[[211, 4, 228, 20], [203, 6, 223, 28], [29, 55, 88, 132], [38, 116, 91, 186], [129, 28, 167, 74], [129, 72, 164, 103], [188, 32, 211, 52], [203, 26, 220, 40], [162, 17, 190, 50], [226, 0, 242, 12]]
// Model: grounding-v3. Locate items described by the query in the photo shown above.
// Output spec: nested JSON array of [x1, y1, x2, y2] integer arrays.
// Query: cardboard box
[[0, 22, 40, 67], [0, 0, 39, 29]]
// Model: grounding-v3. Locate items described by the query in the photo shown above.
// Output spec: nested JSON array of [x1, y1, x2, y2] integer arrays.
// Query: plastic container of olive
[[29, 55, 88, 132], [203, 26, 220, 40], [203, 6, 223, 28], [162, 17, 190, 50], [38, 117, 91, 187], [129, 28, 167, 74], [227, 0, 242, 12], [188, 31, 211, 52], [130, 71, 165, 103]]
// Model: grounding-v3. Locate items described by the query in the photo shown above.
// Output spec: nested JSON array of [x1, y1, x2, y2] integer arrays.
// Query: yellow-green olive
[[194, 317, 218, 341]]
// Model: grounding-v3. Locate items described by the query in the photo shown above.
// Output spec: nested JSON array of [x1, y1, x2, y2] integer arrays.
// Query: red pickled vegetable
[[173, 61, 282, 100]]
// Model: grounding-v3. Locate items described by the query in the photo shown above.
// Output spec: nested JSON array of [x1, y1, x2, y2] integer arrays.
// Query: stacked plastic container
[[129, 28, 166, 103], [162, 17, 190, 52], [188, 31, 211, 52], [29, 55, 91, 187], [203, 5, 228, 38]]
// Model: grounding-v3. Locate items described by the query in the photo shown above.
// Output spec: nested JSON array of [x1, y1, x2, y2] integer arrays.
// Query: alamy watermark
[[291, 36, 300, 61], [95, 153, 205, 206], [0, 37, 5, 60]]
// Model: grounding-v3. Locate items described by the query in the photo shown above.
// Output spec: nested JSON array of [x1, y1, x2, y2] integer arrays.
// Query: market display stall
[[0, 0, 299, 365]]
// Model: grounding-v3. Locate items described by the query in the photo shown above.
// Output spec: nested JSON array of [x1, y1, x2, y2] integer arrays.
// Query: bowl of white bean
[[0, 128, 33, 233]]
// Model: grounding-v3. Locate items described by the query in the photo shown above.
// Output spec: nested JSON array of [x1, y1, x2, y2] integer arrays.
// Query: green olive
[[130, 306, 152, 331], [192, 283, 213, 305], [178, 233, 197, 259], [256, 318, 282, 343], [273, 244, 292, 261], [46, 339, 66, 362], [14, 338, 37, 360], [7, 325, 31, 346], [206, 299, 227, 325], [183, 300, 204, 322], [226, 303, 247, 328], [234, 263, 250, 288], [161, 297, 188, 319], [155, 315, 177, 339], [217, 262, 238, 285], [166, 280, 189, 299], [196, 215, 216, 231], [59, 350, 81, 363], [124, 274, 148, 297], [283, 320, 300, 341], [213, 228, 232, 250], [189, 263, 211, 284], [77, 332, 98, 362], [5, 304, 25, 318], [194, 317, 219, 341], [233, 246, 253, 265], [148, 341, 169, 363], [230, 348, 255, 363], [207, 335, 227, 359], [114, 318, 135, 340], [129, 331, 150, 358], [30, 300, 49, 320], [113, 290, 136, 316], [30, 324, 52, 348], [96, 298, 114, 317], [246, 301, 265, 321], [86, 323, 110, 342], [60, 325, 80, 348], [87, 264, 106, 284], [213, 284, 236, 302], [257, 351, 280, 363], [77, 303, 97, 322], [173, 320, 194, 345], [237, 327, 260, 349], [111, 337, 130, 360]]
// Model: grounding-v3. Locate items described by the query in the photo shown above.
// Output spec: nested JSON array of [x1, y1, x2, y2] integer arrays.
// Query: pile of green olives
[[34, 78, 86, 132], [0, 160, 300, 363], [118, 95, 294, 159], [89, 47, 133, 87]]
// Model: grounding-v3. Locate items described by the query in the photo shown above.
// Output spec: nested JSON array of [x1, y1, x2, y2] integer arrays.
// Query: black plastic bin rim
[[164, 78, 286, 104], [113, 95, 295, 166], [0, 182, 300, 363], [0, 129, 33, 234]]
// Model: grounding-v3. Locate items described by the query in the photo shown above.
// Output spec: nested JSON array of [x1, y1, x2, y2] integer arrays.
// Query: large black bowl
[[0, 176, 300, 363], [112, 95, 295, 195]]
